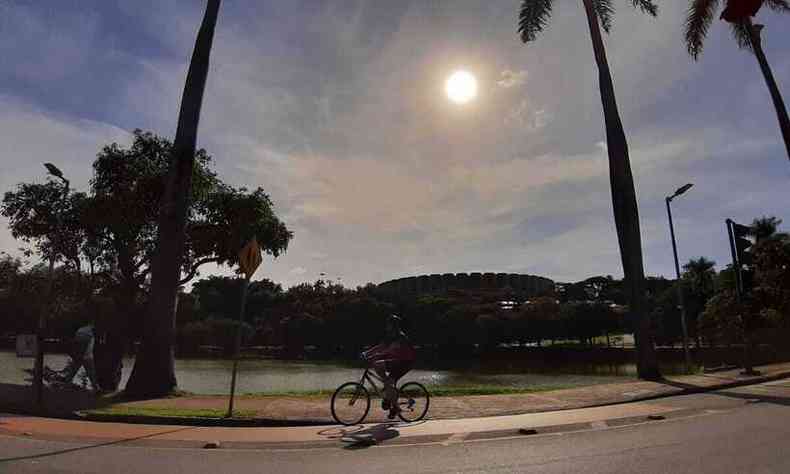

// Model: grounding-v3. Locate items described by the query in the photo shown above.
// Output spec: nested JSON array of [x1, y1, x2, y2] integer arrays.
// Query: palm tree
[[126, 0, 222, 397], [685, 0, 790, 161], [749, 215, 788, 243], [518, 0, 661, 379], [682, 256, 717, 347], [683, 257, 717, 296]]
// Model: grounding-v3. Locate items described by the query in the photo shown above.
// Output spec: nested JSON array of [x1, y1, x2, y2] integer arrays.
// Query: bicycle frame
[[358, 367, 385, 397], [360, 367, 420, 412]]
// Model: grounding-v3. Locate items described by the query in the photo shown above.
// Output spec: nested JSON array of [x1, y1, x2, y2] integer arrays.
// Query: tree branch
[[136, 267, 152, 286], [135, 256, 151, 271], [179, 257, 220, 285]]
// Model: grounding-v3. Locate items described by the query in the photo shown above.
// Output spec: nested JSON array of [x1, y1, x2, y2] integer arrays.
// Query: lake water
[[0, 351, 646, 394]]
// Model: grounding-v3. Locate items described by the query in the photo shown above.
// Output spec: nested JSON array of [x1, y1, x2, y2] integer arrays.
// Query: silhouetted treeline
[[3, 215, 790, 359]]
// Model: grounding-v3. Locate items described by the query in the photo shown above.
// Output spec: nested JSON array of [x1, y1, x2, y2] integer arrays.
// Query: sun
[[445, 70, 477, 104]]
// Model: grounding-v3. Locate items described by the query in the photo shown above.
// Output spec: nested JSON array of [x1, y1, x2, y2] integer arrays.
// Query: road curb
[[575, 370, 790, 411], [75, 412, 331, 427], [0, 407, 709, 451]]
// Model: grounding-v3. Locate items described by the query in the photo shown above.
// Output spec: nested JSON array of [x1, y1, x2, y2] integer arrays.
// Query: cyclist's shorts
[[385, 360, 413, 381]]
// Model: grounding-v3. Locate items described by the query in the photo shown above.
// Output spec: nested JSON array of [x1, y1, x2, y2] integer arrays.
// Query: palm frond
[[592, 0, 615, 33], [730, 20, 753, 52], [518, 0, 554, 43], [631, 0, 658, 16], [685, 0, 721, 59], [764, 0, 790, 12]]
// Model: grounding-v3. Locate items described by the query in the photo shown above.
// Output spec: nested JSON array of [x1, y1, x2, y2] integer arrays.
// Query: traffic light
[[727, 219, 755, 298], [732, 223, 754, 267]]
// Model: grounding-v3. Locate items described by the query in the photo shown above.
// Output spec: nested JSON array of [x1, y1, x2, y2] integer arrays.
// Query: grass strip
[[86, 406, 258, 419], [240, 384, 578, 398], [86, 384, 585, 419], [428, 384, 575, 397]]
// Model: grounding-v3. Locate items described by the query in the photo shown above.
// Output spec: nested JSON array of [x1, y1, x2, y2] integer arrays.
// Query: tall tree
[[753, 236, 790, 324], [87, 130, 220, 385], [683, 257, 717, 296], [682, 256, 717, 345], [3, 130, 292, 391], [2, 182, 91, 273], [0, 253, 22, 289], [685, 0, 790, 161], [125, 0, 222, 397], [518, 0, 661, 379]]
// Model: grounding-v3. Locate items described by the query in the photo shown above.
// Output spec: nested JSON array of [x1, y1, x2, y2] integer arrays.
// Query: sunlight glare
[[445, 70, 478, 104]]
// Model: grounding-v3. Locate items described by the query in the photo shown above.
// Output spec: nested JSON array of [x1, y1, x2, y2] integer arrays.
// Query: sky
[[1, 0, 789, 288]]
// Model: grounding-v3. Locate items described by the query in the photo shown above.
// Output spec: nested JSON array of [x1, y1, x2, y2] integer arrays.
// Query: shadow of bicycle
[[317, 420, 428, 450]]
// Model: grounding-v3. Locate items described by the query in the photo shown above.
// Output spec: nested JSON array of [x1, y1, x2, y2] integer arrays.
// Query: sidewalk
[[2, 362, 789, 427], [0, 398, 682, 449]]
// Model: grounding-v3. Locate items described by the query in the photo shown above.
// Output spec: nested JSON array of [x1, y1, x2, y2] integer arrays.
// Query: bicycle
[[330, 359, 430, 426], [23, 365, 91, 391]]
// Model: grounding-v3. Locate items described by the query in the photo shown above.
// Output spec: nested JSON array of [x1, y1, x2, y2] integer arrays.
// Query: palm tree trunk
[[581, 0, 659, 380], [125, 0, 221, 397], [746, 18, 790, 161]]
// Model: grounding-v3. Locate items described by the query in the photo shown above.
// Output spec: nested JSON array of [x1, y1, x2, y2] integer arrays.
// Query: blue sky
[[1, 1, 789, 287]]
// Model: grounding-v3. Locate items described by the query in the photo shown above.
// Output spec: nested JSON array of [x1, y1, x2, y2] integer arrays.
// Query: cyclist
[[362, 314, 416, 419]]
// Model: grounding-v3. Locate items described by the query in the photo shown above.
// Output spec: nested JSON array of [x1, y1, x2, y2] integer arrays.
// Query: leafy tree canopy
[[2, 130, 293, 301]]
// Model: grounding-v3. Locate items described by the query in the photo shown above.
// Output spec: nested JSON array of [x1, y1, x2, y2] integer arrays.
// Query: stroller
[[24, 325, 99, 392], [23, 365, 92, 391]]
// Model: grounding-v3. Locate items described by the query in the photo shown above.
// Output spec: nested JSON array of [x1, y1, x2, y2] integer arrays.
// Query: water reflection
[[0, 351, 692, 395]]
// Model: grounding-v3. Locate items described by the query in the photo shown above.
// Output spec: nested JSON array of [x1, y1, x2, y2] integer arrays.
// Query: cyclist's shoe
[[381, 399, 390, 411], [388, 405, 400, 420]]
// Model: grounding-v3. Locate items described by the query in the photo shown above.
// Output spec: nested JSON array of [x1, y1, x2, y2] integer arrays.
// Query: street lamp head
[[43, 163, 64, 180], [674, 183, 694, 198]]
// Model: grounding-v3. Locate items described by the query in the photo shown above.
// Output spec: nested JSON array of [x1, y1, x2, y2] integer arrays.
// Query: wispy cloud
[[0, 96, 130, 256], [497, 69, 528, 88], [289, 267, 308, 276], [1, 1, 789, 288]]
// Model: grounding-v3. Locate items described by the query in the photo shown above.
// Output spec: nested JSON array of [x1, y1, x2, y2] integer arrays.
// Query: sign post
[[726, 219, 759, 376], [16, 334, 37, 357], [226, 237, 262, 418]]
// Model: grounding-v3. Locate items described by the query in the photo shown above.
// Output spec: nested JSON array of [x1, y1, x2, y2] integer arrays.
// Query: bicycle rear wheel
[[331, 382, 370, 426], [397, 382, 430, 422]]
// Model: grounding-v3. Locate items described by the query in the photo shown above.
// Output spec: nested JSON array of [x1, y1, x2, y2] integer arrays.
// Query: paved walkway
[[107, 362, 790, 423], [0, 399, 679, 449], [2, 362, 789, 426]]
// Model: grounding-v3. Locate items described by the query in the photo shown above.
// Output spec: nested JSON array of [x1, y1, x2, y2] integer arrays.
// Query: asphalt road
[[2, 382, 789, 474]]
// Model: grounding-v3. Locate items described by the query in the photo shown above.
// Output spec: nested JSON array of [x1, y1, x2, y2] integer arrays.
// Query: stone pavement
[[2, 362, 788, 426]]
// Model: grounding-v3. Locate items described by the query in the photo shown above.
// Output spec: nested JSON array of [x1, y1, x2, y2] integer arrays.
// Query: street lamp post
[[666, 183, 693, 373], [33, 163, 69, 407]]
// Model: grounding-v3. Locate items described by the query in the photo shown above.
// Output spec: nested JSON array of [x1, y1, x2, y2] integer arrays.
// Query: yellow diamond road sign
[[238, 237, 262, 279]]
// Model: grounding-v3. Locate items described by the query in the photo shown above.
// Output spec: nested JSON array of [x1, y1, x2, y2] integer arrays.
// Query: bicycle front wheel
[[331, 382, 370, 426], [397, 382, 430, 423]]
